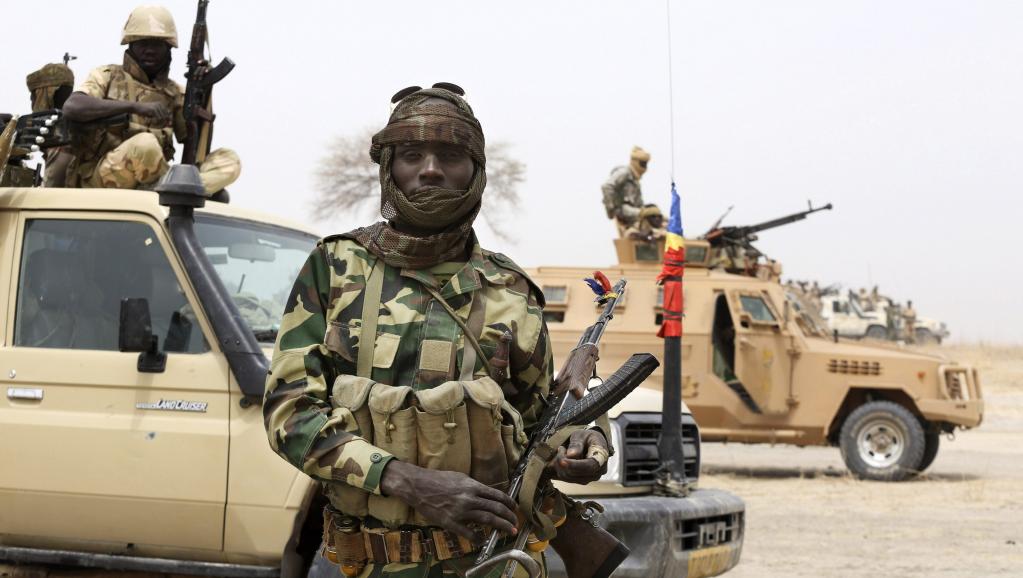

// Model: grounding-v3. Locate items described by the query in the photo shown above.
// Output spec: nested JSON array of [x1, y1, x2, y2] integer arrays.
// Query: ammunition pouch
[[325, 375, 529, 528]]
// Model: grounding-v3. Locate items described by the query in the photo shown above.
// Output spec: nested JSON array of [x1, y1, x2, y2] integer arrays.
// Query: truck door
[[726, 290, 793, 415], [0, 213, 230, 551]]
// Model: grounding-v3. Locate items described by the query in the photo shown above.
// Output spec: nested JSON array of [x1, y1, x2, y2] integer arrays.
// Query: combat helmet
[[121, 5, 178, 48]]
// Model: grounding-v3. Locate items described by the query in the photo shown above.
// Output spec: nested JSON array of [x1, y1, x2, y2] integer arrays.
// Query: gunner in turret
[[602, 146, 653, 237]]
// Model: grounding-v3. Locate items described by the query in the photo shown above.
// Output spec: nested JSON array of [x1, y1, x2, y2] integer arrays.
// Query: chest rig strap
[[419, 283, 494, 380], [356, 259, 385, 378], [356, 258, 496, 381]]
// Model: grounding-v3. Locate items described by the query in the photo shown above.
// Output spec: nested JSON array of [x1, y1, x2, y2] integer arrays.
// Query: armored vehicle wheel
[[839, 401, 925, 481], [916, 430, 941, 473], [864, 325, 887, 340], [915, 328, 938, 345]]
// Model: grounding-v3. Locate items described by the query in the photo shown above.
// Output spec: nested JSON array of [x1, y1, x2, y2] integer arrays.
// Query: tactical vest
[[322, 256, 530, 528], [69, 55, 182, 184]]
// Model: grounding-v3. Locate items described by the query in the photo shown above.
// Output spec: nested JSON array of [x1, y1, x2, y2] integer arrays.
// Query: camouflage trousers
[[321, 547, 546, 578], [85, 132, 241, 194]]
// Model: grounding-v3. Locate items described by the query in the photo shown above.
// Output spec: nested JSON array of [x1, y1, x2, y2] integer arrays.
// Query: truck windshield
[[194, 215, 317, 344]]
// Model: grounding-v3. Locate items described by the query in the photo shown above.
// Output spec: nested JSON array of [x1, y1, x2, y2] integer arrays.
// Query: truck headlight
[[598, 419, 623, 483]]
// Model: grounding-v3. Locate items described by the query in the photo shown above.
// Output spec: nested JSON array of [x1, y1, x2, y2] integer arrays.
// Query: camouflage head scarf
[[343, 87, 486, 269]]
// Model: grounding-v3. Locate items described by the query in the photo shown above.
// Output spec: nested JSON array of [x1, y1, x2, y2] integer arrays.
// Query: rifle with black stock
[[181, 0, 234, 166], [467, 277, 661, 578]]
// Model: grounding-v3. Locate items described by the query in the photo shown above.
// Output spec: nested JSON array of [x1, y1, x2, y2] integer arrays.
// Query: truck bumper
[[546, 489, 745, 578]]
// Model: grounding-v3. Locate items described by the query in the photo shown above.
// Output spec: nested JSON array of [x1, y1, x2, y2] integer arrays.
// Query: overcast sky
[[2, 1, 1020, 343]]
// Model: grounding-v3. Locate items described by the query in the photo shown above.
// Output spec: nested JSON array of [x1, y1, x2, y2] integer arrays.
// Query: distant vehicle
[[528, 236, 982, 481], [820, 291, 950, 344]]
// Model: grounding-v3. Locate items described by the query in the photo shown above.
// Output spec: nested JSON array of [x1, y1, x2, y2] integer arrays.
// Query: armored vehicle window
[[194, 215, 317, 344], [542, 285, 568, 305], [684, 245, 707, 264], [543, 311, 565, 324], [15, 219, 207, 353], [634, 243, 661, 262], [738, 295, 776, 323]]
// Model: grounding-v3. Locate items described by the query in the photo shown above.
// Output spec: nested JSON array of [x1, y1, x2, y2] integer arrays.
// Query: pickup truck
[[0, 177, 743, 577]]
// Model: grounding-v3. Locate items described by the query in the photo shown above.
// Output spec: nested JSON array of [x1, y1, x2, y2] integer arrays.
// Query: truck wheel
[[916, 430, 941, 473], [864, 325, 887, 340], [839, 401, 925, 481], [915, 329, 937, 345]]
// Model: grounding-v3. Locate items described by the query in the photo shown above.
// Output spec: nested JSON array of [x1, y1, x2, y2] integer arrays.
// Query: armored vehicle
[[0, 181, 743, 578], [528, 236, 983, 481]]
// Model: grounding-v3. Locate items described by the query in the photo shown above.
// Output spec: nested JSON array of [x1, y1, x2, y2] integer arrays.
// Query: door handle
[[7, 387, 44, 401]]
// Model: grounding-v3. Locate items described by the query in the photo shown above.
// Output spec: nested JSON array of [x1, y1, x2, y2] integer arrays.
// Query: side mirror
[[119, 298, 167, 373]]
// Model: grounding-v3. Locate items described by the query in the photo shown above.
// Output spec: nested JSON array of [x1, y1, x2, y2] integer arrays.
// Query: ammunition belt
[[323, 509, 488, 566]]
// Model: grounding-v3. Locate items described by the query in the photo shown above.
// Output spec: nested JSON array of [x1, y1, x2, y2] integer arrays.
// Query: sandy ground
[[701, 344, 1023, 578]]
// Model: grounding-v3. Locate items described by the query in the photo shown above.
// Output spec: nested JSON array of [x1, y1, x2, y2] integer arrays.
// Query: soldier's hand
[[546, 429, 609, 484], [380, 460, 519, 540], [134, 101, 171, 123]]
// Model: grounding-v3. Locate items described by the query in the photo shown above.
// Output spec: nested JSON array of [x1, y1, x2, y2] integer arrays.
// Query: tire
[[839, 401, 926, 481], [864, 325, 888, 340], [915, 430, 941, 474], [915, 329, 937, 345]]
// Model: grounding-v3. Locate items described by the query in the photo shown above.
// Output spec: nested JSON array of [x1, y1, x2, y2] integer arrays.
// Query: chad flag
[[657, 183, 684, 338]]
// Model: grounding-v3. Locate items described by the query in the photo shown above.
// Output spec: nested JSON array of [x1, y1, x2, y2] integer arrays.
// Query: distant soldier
[[61, 5, 240, 194], [868, 285, 880, 312], [624, 203, 667, 242], [602, 145, 651, 236], [903, 300, 917, 344], [26, 62, 75, 186], [885, 301, 901, 341]]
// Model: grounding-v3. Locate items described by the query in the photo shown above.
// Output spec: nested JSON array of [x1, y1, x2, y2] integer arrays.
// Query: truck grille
[[942, 367, 975, 401], [827, 358, 882, 376], [618, 413, 700, 486], [675, 512, 744, 551]]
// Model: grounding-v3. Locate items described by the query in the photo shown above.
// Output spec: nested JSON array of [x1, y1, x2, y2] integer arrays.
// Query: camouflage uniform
[[601, 166, 644, 235], [68, 53, 239, 193], [265, 237, 552, 577]]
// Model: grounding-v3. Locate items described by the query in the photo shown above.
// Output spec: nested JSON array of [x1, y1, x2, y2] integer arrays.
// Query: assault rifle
[[703, 200, 833, 250], [181, 0, 234, 166], [467, 278, 661, 578]]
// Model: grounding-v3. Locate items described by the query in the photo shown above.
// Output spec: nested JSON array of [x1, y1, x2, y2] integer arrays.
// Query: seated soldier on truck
[[60, 5, 239, 195]]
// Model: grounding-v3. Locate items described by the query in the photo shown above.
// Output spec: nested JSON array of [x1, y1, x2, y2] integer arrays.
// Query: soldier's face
[[129, 39, 172, 75], [392, 142, 474, 195]]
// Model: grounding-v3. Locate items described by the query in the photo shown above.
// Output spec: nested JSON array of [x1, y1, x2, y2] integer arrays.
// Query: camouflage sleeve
[[76, 66, 112, 98], [264, 245, 395, 493], [600, 170, 621, 219], [507, 287, 555, 434]]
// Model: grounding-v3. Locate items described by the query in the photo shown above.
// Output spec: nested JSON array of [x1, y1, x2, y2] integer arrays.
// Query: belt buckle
[[399, 529, 414, 564], [420, 529, 436, 560]]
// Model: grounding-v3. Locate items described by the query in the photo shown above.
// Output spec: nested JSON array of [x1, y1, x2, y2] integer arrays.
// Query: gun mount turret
[[701, 201, 833, 276]]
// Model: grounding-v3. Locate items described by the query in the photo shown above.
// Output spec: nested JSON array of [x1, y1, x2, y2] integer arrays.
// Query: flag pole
[[655, 0, 689, 497]]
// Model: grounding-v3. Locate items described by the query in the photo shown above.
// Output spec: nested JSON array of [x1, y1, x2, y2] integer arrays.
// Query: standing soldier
[[903, 300, 917, 344], [26, 62, 75, 186], [264, 84, 609, 578], [61, 5, 239, 195], [602, 145, 651, 236]]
